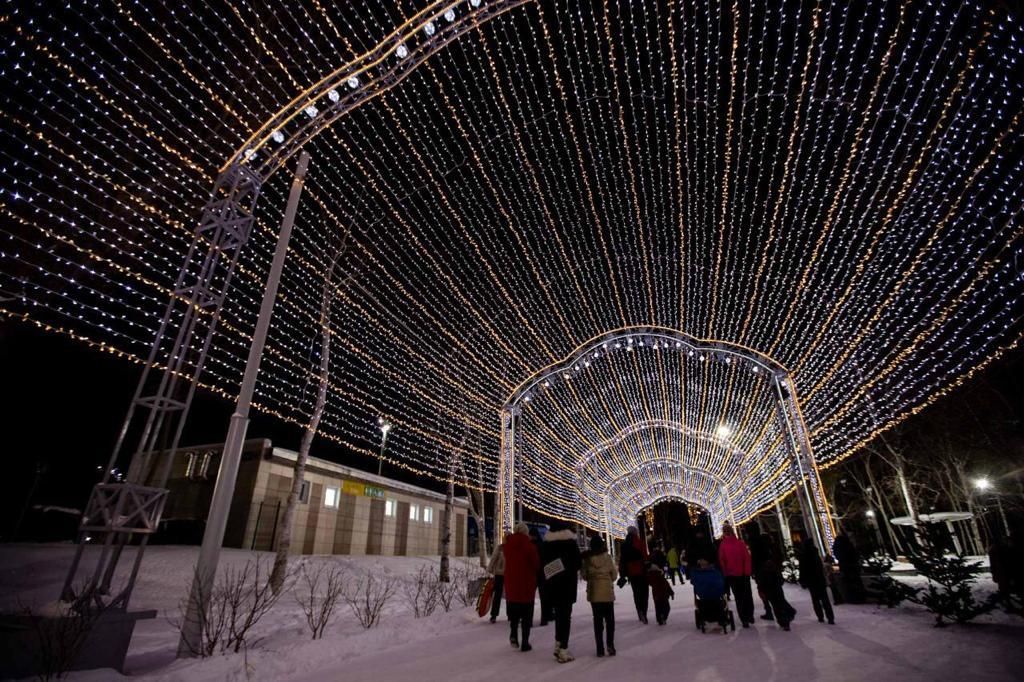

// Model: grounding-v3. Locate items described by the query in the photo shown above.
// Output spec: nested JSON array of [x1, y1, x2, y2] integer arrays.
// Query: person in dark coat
[[619, 526, 650, 623], [686, 529, 716, 570], [746, 526, 775, 620], [503, 522, 540, 651], [530, 526, 554, 626], [541, 520, 582, 663], [752, 534, 796, 630], [832, 533, 866, 604], [648, 563, 675, 625], [798, 537, 835, 624]]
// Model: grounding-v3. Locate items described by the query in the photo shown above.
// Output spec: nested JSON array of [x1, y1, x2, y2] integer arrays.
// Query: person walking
[[530, 526, 554, 626], [487, 538, 506, 623], [503, 523, 540, 651], [752, 534, 796, 631], [540, 520, 582, 663], [832, 533, 866, 604], [798, 536, 835, 624], [648, 562, 675, 625], [619, 526, 650, 623], [718, 522, 755, 627], [581, 535, 616, 657], [747, 526, 775, 621], [666, 544, 684, 585]]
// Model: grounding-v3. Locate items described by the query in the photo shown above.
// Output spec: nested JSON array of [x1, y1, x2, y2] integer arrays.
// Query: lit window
[[423, 507, 434, 524], [324, 487, 339, 509], [410, 504, 419, 521], [385, 499, 396, 517]]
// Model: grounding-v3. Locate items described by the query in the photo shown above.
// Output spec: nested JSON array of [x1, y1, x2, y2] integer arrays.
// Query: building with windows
[[160, 439, 470, 557]]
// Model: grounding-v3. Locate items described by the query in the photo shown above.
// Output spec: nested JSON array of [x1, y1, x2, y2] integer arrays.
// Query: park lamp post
[[377, 418, 392, 476], [973, 477, 1011, 539], [865, 509, 885, 553]]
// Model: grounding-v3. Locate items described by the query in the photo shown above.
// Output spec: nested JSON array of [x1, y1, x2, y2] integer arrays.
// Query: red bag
[[476, 577, 495, 617]]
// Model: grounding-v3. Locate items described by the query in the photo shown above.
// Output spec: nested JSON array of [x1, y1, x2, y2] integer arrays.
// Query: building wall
[[159, 441, 470, 557]]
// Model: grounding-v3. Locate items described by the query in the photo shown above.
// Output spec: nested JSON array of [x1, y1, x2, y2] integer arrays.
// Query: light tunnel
[[498, 327, 835, 549]]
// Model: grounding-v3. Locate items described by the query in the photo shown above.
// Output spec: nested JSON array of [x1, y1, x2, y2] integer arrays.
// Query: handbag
[[616, 576, 628, 589]]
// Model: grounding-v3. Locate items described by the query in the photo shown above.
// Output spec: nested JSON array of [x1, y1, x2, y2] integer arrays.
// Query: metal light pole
[[377, 418, 392, 476], [178, 152, 310, 657], [975, 477, 1011, 538], [865, 510, 885, 554]]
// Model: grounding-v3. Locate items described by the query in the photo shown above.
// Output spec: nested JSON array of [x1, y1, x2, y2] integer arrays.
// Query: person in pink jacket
[[717, 522, 755, 627]]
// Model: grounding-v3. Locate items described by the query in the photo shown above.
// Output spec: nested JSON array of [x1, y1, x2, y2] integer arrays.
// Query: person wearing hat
[[540, 519, 582, 663], [619, 525, 650, 623], [718, 522, 755, 627], [503, 522, 540, 651], [581, 535, 617, 656]]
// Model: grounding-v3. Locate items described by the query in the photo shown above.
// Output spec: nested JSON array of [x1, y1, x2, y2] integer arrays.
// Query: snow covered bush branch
[[293, 561, 347, 639], [343, 573, 399, 628]]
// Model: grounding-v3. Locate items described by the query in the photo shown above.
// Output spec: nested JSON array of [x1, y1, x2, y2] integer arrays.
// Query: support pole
[[775, 500, 793, 551], [178, 152, 310, 658]]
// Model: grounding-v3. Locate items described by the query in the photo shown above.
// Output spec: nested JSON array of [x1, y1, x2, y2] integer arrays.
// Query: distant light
[[304, 105, 318, 118], [444, 9, 456, 22], [396, 43, 409, 59], [865, 509, 876, 518], [327, 89, 340, 103], [716, 424, 732, 439], [424, 21, 436, 36], [347, 76, 359, 89], [974, 477, 992, 491], [271, 130, 285, 143]]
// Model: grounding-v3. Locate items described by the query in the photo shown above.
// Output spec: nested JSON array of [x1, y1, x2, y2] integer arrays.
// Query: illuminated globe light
[[303, 105, 318, 118], [423, 21, 436, 36], [470, 0, 482, 8], [347, 76, 359, 89], [395, 43, 408, 59], [271, 130, 285, 144], [327, 89, 340, 103], [444, 9, 456, 22]]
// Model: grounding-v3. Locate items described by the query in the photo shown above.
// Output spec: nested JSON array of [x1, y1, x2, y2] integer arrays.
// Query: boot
[[607, 644, 616, 656], [555, 648, 575, 663]]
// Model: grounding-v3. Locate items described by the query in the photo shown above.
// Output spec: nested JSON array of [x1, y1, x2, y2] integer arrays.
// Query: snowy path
[[292, 581, 1021, 682], [3, 546, 1021, 681]]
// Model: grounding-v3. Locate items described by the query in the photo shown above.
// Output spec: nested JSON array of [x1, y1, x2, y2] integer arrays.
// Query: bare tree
[[270, 235, 350, 595], [456, 454, 490, 569]]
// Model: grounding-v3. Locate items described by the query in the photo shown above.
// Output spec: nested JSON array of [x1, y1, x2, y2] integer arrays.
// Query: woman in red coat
[[503, 522, 540, 651], [718, 522, 755, 627]]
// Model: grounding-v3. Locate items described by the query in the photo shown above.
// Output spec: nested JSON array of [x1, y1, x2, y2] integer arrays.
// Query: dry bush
[[293, 562, 347, 639], [343, 573, 399, 628], [19, 593, 107, 680], [453, 563, 488, 607], [173, 558, 284, 657], [402, 564, 440, 618]]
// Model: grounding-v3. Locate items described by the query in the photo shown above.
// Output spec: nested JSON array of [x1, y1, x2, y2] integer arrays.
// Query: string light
[[1, 1, 1021, 536]]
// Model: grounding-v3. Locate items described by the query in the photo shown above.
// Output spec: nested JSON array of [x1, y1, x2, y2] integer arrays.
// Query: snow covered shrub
[[402, 565, 440, 618], [436, 576, 458, 612], [18, 593, 108, 680], [862, 554, 915, 608], [781, 545, 800, 584], [294, 562, 347, 639], [453, 563, 488, 607], [343, 573, 399, 628], [174, 558, 284, 656], [906, 531, 996, 627]]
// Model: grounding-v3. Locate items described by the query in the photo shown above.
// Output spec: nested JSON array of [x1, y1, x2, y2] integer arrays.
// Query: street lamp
[[865, 509, 885, 552], [973, 476, 1010, 538], [377, 418, 392, 476]]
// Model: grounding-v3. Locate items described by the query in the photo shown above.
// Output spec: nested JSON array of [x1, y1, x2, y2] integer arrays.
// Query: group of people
[[487, 520, 840, 663]]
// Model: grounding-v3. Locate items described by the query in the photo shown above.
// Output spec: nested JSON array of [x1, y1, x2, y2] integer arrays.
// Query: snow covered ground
[[2, 544, 1021, 681]]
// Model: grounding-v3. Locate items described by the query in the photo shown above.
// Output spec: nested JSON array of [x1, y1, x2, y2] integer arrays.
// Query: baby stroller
[[690, 565, 736, 634]]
